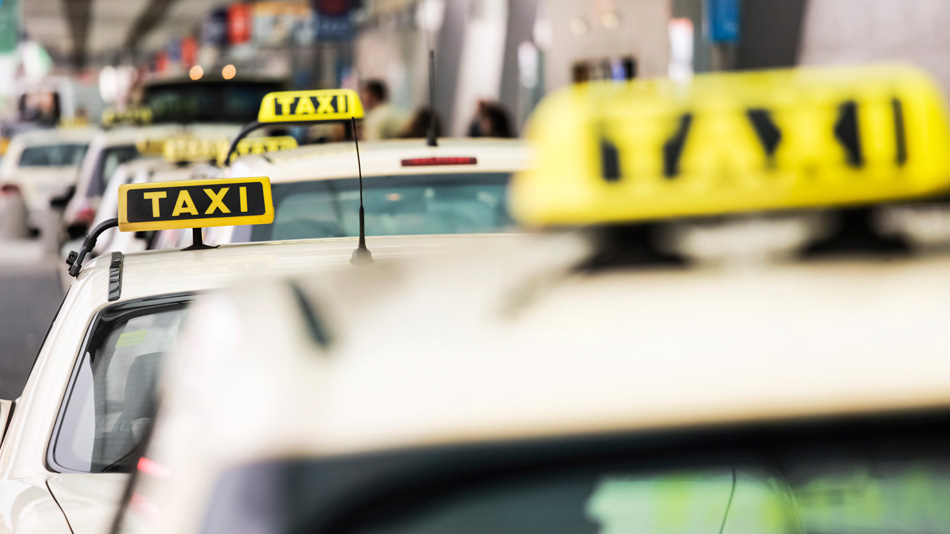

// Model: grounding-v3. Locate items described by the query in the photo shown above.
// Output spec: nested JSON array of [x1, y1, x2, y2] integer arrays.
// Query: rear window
[[143, 81, 282, 124], [193, 417, 950, 534], [18, 143, 88, 167], [235, 173, 513, 243]]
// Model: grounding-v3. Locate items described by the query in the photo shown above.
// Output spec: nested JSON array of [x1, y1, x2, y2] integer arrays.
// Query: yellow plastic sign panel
[[102, 107, 152, 127], [257, 89, 365, 123], [118, 177, 274, 232], [136, 138, 167, 157], [217, 136, 298, 165], [163, 136, 230, 163], [511, 64, 950, 227]]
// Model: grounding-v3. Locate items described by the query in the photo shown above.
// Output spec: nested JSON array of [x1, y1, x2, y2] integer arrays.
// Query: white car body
[[153, 138, 530, 248], [91, 158, 221, 255], [0, 233, 517, 534], [63, 125, 238, 230], [115, 234, 950, 533], [0, 128, 95, 226]]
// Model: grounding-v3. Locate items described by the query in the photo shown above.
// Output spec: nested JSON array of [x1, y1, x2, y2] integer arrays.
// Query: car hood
[[46, 473, 128, 534]]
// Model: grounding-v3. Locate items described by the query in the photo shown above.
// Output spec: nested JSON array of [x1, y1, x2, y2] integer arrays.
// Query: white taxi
[[0, 127, 94, 228], [0, 174, 519, 534], [152, 89, 529, 248], [111, 64, 950, 534], [91, 135, 231, 256], [62, 124, 238, 234]]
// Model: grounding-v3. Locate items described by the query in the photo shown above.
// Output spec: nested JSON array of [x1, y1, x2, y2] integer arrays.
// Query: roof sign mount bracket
[[182, 228, 217, 252]]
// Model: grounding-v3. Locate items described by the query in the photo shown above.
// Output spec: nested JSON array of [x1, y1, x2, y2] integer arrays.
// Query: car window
[[18, 143, 89, 167], [50, 296, 190, 473], [88, 145, 139, 198], [239, 173, 513, 243]]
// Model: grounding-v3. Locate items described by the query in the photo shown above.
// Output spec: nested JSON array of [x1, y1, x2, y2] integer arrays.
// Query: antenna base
[[350, 246, 374, 265]]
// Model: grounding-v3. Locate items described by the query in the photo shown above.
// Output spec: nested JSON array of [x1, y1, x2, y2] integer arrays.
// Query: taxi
[[0, 127, 95, 230], [152, 89, 529, 248], [90, 135, 229, 256], [111, 64, 950, 534], [0, 172, 519, 534], [61, 114, 239, 235]]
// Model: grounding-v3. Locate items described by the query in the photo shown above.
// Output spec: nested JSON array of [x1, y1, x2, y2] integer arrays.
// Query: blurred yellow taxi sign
[[512, 64, 950, 226], [257, 89, 364, 123], [217, 136, 298, 165], [102, 106, 152, 127], [163, 136, 229, 163], [136, 138, 166, 157], [118, 177, 274, 232]]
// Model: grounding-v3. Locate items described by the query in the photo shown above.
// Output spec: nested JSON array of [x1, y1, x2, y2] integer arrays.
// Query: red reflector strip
[[137, 456, 170, 478], [401, 157, 478, 167], [0, 184, 20, 195]]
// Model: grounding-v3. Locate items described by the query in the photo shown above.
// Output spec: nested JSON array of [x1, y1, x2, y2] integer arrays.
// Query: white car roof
[[202, 245, 950, 456], [91, 123, 238, 148], [76, 232, 526, 303], [230, 138, 529, 182], [9, 127, 97, 145]]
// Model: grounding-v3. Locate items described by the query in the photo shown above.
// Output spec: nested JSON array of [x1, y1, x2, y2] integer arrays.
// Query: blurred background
[[9, 0, 950, 138]]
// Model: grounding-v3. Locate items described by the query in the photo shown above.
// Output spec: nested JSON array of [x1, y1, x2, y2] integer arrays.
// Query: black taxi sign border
[[257, 89, 365, 123], [118, 177, 274, 232]]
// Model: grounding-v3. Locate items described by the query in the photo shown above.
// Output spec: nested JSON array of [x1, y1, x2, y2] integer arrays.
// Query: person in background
[[360, 79, 408, 141], [468, 100, 516, 138], [397, 107, 443, 139]]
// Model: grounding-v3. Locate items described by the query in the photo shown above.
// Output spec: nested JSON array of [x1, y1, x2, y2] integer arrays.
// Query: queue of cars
[[3, 62, 950, 534]]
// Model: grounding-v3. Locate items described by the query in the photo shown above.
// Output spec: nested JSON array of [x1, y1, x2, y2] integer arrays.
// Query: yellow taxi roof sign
[[217, 136, 298, 165], [135, 138, 166, 157], [511, 64, 950, 227], [257, 89, 364, 123], [118, 177, 274, 232], [163, 136, 229, 163], [102, 106, 152, 127]]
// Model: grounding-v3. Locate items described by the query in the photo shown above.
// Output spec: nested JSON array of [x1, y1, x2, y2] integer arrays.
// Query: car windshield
[[50, 297, 189, 473], [236, 173, 514, 243], [195, 418, 950, 534], [18, 143, 88, 167]]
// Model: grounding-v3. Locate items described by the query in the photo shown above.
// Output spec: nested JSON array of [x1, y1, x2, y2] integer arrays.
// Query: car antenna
[[424, 1, 438, 147], [426, 49, 438, 147], [350, 116, 373, 265]]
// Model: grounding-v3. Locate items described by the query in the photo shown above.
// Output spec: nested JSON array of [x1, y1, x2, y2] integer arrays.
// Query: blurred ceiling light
[[602, 12, 621, 29], [189, 65, 204, 81], [668, 18, 694, 82], [222, 64, 236, 80], [518, 41, 539, 88], [99, 66, 117, 102], [21, 41, 53, 81]]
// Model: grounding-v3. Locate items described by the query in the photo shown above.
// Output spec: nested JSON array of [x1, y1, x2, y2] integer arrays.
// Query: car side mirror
[[49, 185, 75, 209], [0, 399, 13, 446], [66, 222, 89, 240]]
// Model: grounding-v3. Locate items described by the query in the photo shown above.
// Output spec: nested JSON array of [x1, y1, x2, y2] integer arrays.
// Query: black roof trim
[[107, 252, 123, 302]]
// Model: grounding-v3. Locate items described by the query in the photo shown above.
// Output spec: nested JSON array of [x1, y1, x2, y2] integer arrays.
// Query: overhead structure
[[23, 0, 224, 69]]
